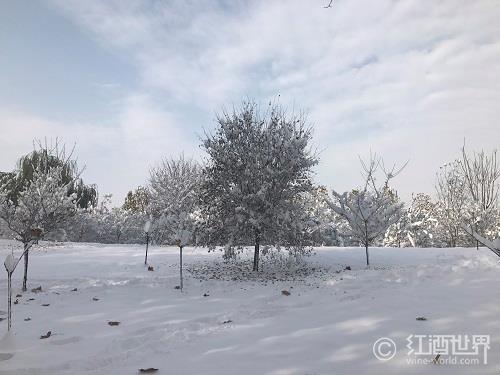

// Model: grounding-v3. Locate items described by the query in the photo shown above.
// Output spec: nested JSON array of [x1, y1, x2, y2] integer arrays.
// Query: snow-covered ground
[[1, 240, 500, 375]]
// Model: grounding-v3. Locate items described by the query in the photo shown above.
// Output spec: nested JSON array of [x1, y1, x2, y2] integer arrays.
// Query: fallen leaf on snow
[[139, 368, 158, 373], [40, 331, 51, 339], [108, 321, 120, 326], [281, 290, 291, 296], [432, 354, 441, 364]]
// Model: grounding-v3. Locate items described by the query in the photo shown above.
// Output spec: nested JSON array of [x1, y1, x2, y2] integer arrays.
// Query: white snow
[[144, 220, 151, 234], [3, 254, 15, 274], [1, 240, 500, 374]]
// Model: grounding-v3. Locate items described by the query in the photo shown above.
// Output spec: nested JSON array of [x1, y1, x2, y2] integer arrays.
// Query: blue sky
[[0, 1, 136, 122], [1, 0, 500, 205]]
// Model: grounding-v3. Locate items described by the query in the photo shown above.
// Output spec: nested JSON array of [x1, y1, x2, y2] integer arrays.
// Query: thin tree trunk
[[22, 242, 29, 292], [180, 246, 183, 291], [365, 244, 370, 266], [476, 223, 479, 250], [364, 224, 370, 266], [7, 272, 12, 331], [144, 233, 149, 265], [253, 232, 260, 272]]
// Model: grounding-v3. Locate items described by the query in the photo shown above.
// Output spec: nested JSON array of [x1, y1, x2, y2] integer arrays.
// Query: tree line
[[1, 102, 499, 287]]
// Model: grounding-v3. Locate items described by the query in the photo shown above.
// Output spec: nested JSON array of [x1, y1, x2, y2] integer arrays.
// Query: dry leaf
[[432, 354, 441, 364]]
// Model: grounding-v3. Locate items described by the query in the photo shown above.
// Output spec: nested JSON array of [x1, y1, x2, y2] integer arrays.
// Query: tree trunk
[[475, 223, 479, 250], [180, 246, 183, 291], [253, 232, 260, 272], [7, 272, 12, 331], [22, 243, 29, 292], [144, 233, 149, 265], [365, 244, 370, 266]]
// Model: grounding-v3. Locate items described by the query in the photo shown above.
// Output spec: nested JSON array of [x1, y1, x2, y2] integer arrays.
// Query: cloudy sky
[[1, 0, 499, 205]]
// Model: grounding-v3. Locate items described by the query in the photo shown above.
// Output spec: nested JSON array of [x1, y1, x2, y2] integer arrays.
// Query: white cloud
[[9, 0, 500, 201], [0, 94, 192, 205]]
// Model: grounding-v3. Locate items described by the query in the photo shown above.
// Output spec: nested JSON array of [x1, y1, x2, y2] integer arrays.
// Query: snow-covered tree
[[460, 146, 500, 248], [327, 154, 405, 265], [434, 160, 469, 247], [66, 207, 99, 242], [385, 193, 438, 247], [12, 141, 97, 210], [0, 164, 77, 290], [149, 156, 200, 289], [198, 102, 318, 271], [123, 186, 149, 213], [91, 195, 145, 244], [432, 147, 500, 249], [303, 185, 341, 246]]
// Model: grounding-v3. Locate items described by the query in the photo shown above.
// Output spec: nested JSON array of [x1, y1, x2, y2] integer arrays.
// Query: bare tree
[[434, 161, 469, 247], [460, 145, 500, 248], [327, 154, 406, 265], [461, 146, 500, 211]]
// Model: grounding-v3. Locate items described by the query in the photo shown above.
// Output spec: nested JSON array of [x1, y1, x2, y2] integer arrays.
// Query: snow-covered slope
[[1, 240, 499, 374]]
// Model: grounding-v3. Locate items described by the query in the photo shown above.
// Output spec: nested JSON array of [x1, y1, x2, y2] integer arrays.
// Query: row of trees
[[1, 103, 500, 283], [385, 146, 500, 249]]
